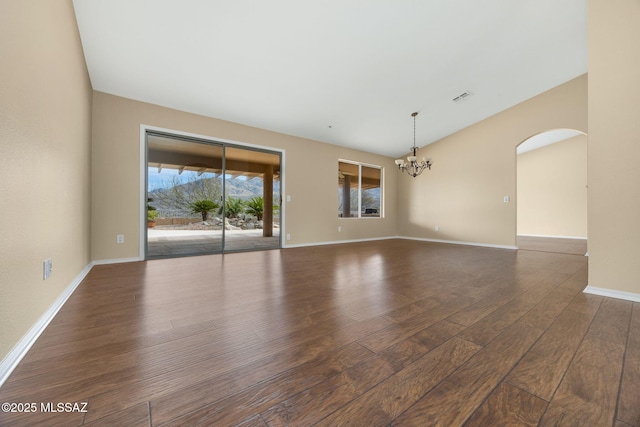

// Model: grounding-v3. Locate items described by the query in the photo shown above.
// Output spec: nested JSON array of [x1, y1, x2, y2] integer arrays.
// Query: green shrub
[[221, 197, 245, 218], [245, 196, 264, 220], [189, 199, 218, 221], [147, 197, 158, 221]]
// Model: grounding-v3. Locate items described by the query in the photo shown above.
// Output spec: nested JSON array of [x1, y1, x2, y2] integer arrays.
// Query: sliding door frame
[[139, 124, 285, 260]]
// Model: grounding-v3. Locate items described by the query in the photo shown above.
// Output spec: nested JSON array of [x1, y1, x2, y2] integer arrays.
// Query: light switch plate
[[43, 259, 52, 280]]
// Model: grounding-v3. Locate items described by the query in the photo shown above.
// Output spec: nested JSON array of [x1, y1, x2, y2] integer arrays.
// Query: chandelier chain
[[413, 114, 416, 148]]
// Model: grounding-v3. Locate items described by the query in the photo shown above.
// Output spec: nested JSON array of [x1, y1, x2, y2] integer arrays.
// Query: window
[[338, 160, 382, 218]]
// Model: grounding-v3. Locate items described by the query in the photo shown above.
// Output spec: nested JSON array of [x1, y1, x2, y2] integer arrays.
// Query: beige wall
[[397, 75, 587, 247], [91, 92, 398, 261], [517, 135, 587, 238], [0, 1, 92, 359], [588, 0, 640, 295]]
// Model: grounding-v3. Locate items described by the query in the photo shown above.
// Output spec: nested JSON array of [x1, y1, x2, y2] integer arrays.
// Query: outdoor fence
[[155, 209, 280, 223]]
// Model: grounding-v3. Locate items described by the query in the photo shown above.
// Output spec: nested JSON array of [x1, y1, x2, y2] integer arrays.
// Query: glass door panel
[[146, 133, 224, 258], [222, 146, 281, 252]]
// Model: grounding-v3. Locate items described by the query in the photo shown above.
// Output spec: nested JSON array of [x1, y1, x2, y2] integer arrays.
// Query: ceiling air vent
[[452, 91, 473, 103]]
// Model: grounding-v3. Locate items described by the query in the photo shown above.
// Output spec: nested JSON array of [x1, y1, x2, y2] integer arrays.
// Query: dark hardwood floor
[[0, 239, 638, 426], [517, 235, 588, 256]]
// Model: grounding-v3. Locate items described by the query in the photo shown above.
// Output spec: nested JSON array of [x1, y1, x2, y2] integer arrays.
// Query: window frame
[[338, 159, 383, 219]]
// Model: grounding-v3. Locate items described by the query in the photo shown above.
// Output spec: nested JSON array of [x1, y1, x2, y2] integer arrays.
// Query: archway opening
[[516, 129, 588, 255]]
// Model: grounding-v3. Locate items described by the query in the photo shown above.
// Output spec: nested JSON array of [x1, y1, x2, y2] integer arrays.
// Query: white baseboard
[[0, 262, 94, 388], [285, 236, 518, 251], [284, 236, 396, 249], [92, 257, 142, 265], [399, 236, 518, 250], [517, 234, 587, 240], [583, 286, 640, 303]]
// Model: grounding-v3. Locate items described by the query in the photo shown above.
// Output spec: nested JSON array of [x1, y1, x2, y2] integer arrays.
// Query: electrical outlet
[[338, 226, 342, 232], [286, 233, 291, 241], [43, 258, 52, 280], [116, 234, 125, 244], [435, 225, 439, 232]]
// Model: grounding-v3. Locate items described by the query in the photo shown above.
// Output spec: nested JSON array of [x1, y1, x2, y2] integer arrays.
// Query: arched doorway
[[516, 129, 588, 255]]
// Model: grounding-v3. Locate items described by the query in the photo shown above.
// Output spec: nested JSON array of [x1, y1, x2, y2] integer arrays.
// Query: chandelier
[[395, 112, 432, 177]]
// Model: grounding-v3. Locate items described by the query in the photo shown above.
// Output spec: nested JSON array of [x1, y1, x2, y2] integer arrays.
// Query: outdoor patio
[[147, 228, 281, 257]]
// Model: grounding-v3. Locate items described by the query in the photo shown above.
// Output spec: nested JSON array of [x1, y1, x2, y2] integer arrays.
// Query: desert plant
[[245, 196, 264, 220], [147, 197, 158, 222], [220, 197, 245, 218], [189, 199, 218, 221]]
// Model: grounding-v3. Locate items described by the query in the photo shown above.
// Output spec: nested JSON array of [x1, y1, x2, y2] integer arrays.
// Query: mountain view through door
[[146, 133, 281, 258]]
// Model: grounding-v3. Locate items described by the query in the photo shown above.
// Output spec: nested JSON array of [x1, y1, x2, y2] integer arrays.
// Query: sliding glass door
[[145, 132, 281, 259], [146, 133, 224, 258], [223, 146, 281, 252]]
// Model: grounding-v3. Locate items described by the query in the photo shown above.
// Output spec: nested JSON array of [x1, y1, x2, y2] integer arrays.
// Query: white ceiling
[[72, 0, 587, 158]]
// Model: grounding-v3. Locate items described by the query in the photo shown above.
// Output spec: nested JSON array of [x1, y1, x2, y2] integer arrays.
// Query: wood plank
[[356, 292, 478, 353], [3, 325, 262, 403], [517, 235, 588, 256], [383, 298, 439, 323], [465, 382, 548, 427], [539, 298, 632, 427], [0, 240, 632, 427], [234, 415, 268, 426], [393, 322, 543, 426], [446, 286, 523, 327], [82, 402, 150, 427], [7, 321, 256, 384], [379, 320, 464, 372], [308, 337, 481, 427], [587, 295, 633, 343], [85, 316, 391, 423], [511, 285, 578, 332], [0, 408, 84, 427], [338, 291, 417, 322], [616, 302, 640, 427], [167, 354, 394, 427], [149, 342, 372, 425], [506, 297, 600, 400], [514, 250, 587, 276], [456, 279, 559, 346], [558, 264, 589, 291], [538, 335, 624, 426], [564, 291, 604, 316]]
